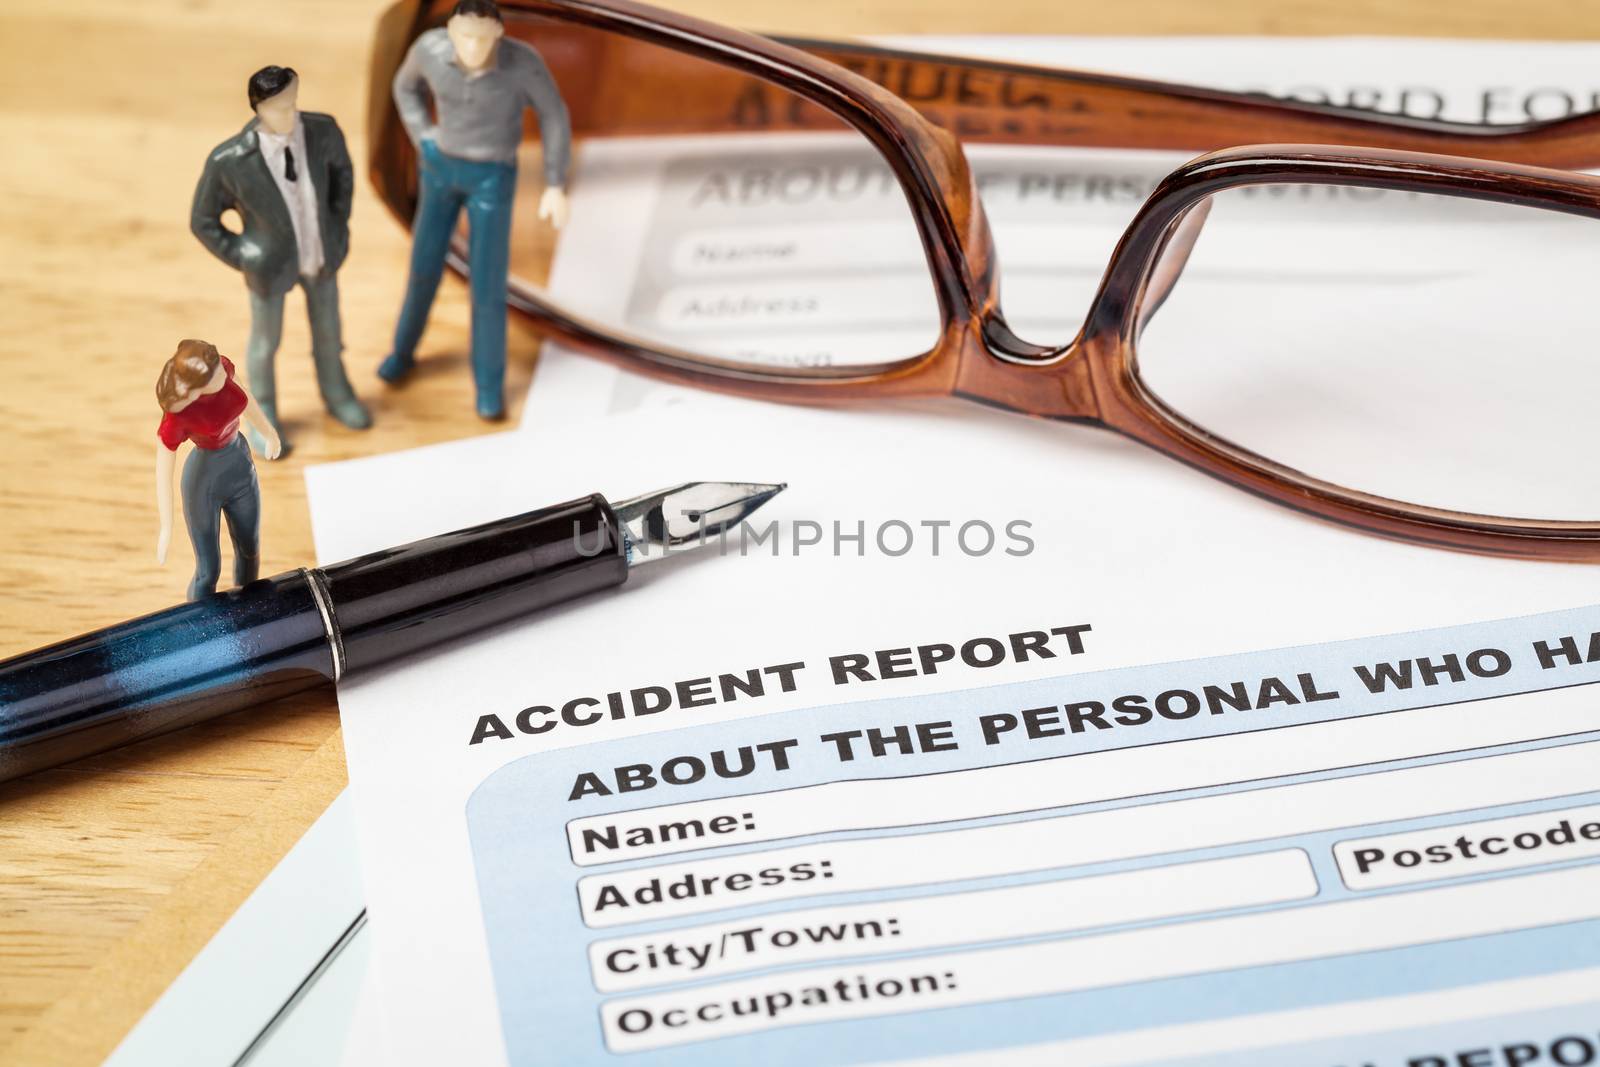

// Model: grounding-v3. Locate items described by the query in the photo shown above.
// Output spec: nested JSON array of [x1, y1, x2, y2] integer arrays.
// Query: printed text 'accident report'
[[306, 403, 1600, 1067]]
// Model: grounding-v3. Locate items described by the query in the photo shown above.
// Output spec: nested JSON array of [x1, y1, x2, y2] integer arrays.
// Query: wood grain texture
[[2, 0, 1598, 1063]]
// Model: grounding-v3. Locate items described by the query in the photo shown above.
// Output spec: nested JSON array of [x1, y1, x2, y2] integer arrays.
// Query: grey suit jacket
[[190, 112, 353, 297]]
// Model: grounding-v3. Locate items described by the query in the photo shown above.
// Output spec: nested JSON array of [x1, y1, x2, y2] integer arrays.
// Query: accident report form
[[301, 35, 1600, 1067], [306, 402, 1600, 1067]]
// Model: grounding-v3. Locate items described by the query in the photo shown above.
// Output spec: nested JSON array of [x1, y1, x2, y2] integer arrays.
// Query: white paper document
[[306, 402, 1600, 1066], [303, 33, 1600, 1067], [106, 794, 368, 1067]]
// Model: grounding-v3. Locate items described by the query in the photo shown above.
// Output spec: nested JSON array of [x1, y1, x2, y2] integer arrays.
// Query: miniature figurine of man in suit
[[191, 66, 371, 456], [378, 0, 572, 420]]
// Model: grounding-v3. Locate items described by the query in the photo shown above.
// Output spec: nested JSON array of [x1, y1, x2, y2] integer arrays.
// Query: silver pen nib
[[613, 482, 786, 567]]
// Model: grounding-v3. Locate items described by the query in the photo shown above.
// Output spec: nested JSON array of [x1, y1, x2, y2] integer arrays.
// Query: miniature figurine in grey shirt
[[379, 0, 573, 420]]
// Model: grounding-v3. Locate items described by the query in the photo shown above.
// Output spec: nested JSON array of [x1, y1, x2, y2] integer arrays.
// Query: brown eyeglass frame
[[368, 0, 1600, 562]]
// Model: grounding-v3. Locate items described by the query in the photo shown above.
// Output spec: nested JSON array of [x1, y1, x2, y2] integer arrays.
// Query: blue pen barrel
[[0, 572, 335, 783], [0, 494, 630, 784]]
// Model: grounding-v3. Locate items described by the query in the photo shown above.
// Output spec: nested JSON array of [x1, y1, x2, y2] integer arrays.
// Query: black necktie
[[284, 146, 298, 182]]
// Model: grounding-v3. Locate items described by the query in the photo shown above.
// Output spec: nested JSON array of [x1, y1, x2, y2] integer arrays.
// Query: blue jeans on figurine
[[182, 436, 262, 602], [379, 140, 516, 419]]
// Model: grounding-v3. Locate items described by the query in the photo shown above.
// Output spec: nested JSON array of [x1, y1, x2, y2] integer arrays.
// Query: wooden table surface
[[1, 0, 1596, 1063]]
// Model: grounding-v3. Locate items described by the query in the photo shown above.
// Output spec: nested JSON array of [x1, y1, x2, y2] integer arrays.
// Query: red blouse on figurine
[[156, 357, 248, 452]]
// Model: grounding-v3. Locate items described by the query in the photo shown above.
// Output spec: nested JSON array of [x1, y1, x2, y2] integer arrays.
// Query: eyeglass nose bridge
[[955, 150, 1249, 429], [946, 312, 1100, 422]]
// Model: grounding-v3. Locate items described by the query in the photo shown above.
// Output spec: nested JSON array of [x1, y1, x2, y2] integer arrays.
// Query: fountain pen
[[0, 481, 785, 783]]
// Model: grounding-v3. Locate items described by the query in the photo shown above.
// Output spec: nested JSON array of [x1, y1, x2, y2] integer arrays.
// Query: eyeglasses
[[368, 0, 1600, 561]]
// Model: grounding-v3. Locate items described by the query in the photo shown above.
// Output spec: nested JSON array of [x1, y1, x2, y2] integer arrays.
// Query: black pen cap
[[318, 493, 628, 674]]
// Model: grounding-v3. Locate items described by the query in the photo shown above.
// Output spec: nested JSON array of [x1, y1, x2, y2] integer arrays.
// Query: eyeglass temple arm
[[372, 9, 1600, 211], [775, 39, 1600, 170]]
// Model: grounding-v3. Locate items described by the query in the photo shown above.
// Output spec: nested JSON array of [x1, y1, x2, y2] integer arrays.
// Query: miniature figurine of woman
[[154, 339, 282, 601]]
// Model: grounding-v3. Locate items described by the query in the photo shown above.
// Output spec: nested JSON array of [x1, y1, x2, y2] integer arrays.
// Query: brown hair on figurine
[[156, 339, 223, 411]]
